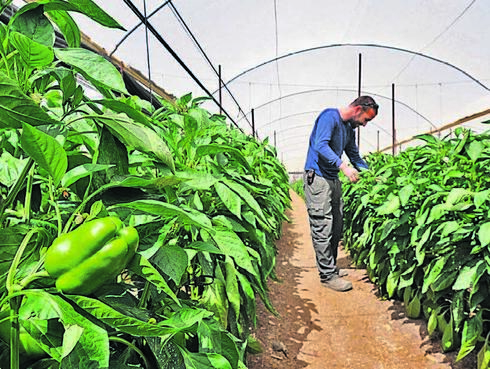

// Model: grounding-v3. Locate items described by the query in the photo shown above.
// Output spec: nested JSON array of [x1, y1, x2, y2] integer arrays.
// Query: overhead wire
[[273, 0, 283, 125], [121, 0, 244, 132], [142, 0, 153, 106], [166, 1, 254, 131], [110, 1, 172, 57], [390, 0, 477, 83]]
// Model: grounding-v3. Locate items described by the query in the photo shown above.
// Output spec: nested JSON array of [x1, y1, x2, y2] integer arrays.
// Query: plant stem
[[0, 158, 35, 227], [109, 336, 150, 369], [6, 229, 39, 294], [10, 296, 21, 369], [62, 183, 111, 234], [18, 270, 49, 291], [23, 165, 35, 223], [48, 178, 62, 237], [137, 281, 150, 309]]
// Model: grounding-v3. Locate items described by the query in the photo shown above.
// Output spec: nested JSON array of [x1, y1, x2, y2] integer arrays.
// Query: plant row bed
[[342, 127, 490, 369], [0, 2, 291, 368]]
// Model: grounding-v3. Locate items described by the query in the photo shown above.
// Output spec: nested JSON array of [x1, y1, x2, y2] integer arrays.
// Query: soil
[[246, 190, 478, 369]]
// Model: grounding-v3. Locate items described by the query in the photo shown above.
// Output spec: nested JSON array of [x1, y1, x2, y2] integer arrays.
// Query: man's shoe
[[322, 275, 352, 292], [335, 266, 348, 277]]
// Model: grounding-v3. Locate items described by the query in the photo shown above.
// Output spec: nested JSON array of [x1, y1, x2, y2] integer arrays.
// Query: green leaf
[[0, 71, 58, 128], [214, 182, 242, 219], [10, 5, 55, 47], [101, 116, 175, 171], [451, 290, 465, 332], [46, 10, 81, 48], [432, 269, 458, 292], [153, 244, 188, 285], [446, 188, 472, 206], [386, 271, 399, 298], [466, 140, 485, 161], [453, 260, 485, 291], [200, 271, 228, 328], [237, 272, 256, 325], [478, 222, 490, 248], [197, 319, 239, 369], [442, 315, 455, 352], [406, 294, 421, 319], [185, 241, 223, 255], [180, 349, 232, 369], [207, 228, 259, 282], [415, 226, 431, 266], [223, 257, 240, 325], [67, 295, 209, 337], [61, 163, 113, 188], [54, 48, 128, 94], [422, 256, 447, 294], [128, 253, 181, 306], [179, 171, 219, 190], [93, 99, 151, 127], [116, 199, 212, 230], [20, 290, 109, 366], [223, 179, 267, 224], [398, 183, 414, 207], [0, 151, 28, 187], [12, 0, 123, 30], [212, 215, 248, 233], [21, 123, 67, 186], [457, 311, 483, 361], [49, 0, 123, 29], [474, 189, 490, 209], [376, 193, 400, 216], [11, 31, 54, 69], [478, 333, 490, 369], [246, 335, 264, 354], [428, 308, 438, 336], [440, 221, 460, 238], [196, 144, 253, 173]]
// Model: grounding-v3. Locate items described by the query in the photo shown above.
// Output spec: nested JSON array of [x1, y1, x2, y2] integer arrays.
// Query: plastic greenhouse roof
[[15, 0, 490, 173]]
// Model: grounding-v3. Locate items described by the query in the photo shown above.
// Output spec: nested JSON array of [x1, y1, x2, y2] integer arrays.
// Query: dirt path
[[247, 190, 476, 369]]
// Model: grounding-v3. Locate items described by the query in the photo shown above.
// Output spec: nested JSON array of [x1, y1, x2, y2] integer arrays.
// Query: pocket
[[305, 177, 326, 217]]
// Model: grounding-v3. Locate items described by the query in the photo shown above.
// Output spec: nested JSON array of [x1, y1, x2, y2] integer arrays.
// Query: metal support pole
[[377, 130, 380, 152], [251, 108, 255, 138], [357, 53, 362, 148], [392, 83, 396, 155], [358, 53, 362, 97], [218, 64, 222, 115], [274, 130, 277, 147]]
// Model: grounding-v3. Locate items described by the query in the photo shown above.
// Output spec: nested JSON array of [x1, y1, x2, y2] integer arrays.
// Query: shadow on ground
[[247, 206, 478, 369], [247, 214, 317, 369]]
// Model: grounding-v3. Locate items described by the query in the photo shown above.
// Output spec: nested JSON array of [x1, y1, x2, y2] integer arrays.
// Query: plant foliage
[[343, 128, 490, 367], [0, 2, 291, 368]]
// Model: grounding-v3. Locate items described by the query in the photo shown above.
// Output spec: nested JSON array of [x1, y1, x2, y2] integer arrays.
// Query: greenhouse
[[0, 0, 489, 368]]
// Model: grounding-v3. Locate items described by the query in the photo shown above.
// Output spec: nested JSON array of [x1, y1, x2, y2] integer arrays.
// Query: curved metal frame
[[220, 43, 489, 93]]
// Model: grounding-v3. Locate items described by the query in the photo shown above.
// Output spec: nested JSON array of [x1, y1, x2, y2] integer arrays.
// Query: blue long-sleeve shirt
[[304, 108, 368, 179]]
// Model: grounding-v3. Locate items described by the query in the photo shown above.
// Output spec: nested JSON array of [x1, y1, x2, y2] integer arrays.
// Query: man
[[303, 95, 378, 292]]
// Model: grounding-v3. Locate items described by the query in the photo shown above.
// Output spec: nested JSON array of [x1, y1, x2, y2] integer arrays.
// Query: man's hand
[[339, 162, 359, 183]]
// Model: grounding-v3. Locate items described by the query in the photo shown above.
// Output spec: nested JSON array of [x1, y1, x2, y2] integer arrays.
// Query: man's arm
[[344, 130, 368, 171], [314, 112, 342, 167]]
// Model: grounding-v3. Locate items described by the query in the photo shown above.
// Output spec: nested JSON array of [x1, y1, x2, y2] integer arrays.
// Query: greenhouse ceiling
[[15, 0, 490, 173]]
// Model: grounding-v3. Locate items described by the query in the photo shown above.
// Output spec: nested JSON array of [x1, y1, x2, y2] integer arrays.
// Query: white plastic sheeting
[[20, 1, 490, 172]]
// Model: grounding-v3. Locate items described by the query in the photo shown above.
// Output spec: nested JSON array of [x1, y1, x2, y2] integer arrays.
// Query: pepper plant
[[342, 127, 490, 368], [0, 1, 291, 368]]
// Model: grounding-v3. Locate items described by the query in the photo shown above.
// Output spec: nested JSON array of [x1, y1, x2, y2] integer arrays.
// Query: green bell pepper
[[45, 216, 139, 295]]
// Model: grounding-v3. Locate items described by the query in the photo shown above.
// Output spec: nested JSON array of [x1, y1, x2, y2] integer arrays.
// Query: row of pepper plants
[[0, 1, 291, 368], [342, 127, 490, 368]]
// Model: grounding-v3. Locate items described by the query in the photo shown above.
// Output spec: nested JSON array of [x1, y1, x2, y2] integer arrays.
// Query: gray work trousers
[[303, 172, 343, 281]]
